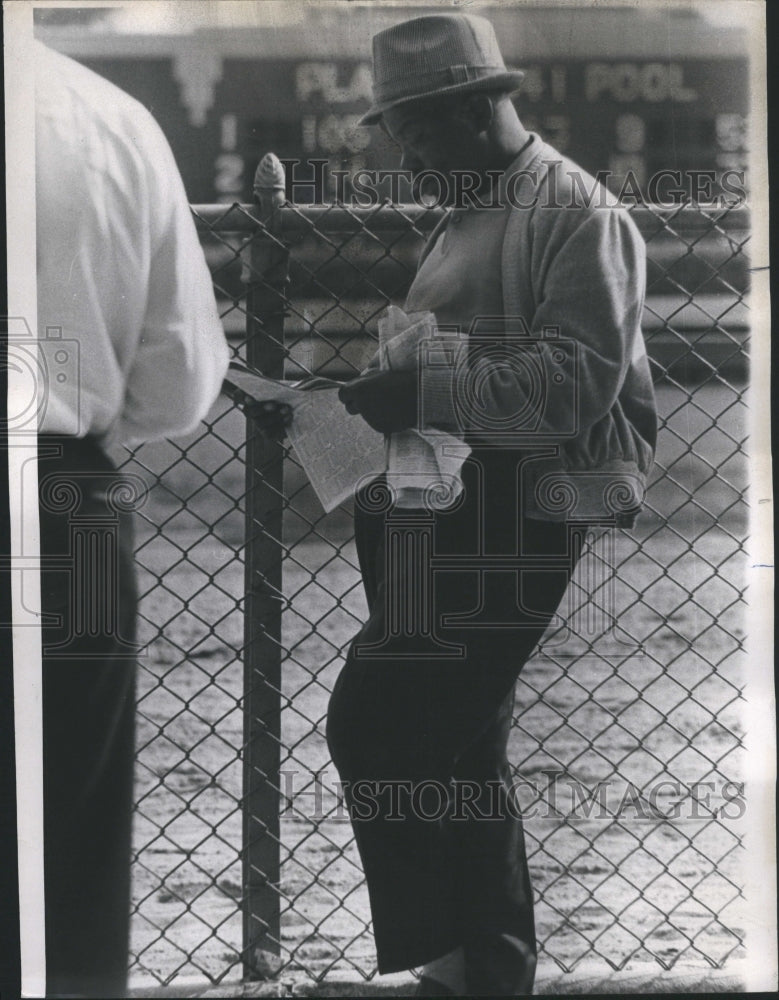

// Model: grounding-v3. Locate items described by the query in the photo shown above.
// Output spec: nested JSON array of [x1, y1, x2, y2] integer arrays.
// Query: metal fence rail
[[121, 168, 749, 989]]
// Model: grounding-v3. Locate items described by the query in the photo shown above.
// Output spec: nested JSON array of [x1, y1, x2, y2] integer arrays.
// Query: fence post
[[242, 153, 288, 981]]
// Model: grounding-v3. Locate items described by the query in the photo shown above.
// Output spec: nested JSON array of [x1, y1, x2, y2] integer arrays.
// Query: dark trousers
[[38, 436, 138, 998], [327, 453, 581, 990]]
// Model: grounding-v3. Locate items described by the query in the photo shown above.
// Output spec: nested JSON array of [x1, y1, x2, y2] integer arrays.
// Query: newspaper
[[226, 306, 470, 513], [225, 362, 386, 512], [378, 306, 470, 509]]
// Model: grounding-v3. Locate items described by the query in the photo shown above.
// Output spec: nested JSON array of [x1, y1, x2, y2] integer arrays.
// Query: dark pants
[[38, 436, 138, 998], [327, 452, 581, 991]]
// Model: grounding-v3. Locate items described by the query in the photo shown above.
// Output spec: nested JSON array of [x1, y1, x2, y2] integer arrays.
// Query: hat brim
[[358, 70, 525, 127]]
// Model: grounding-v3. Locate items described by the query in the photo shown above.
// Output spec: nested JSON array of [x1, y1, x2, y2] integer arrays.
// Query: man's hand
[[338, 370, 418, 434]]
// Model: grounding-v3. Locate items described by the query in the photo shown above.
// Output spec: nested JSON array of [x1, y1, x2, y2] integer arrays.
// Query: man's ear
[[455, 93, 495, 134]]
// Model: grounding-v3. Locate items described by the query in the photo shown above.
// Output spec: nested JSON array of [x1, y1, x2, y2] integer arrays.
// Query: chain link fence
[[119, 174, 749, 989]]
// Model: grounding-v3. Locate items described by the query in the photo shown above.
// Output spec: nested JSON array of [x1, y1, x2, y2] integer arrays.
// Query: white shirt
[[35, 42, 229, 448]]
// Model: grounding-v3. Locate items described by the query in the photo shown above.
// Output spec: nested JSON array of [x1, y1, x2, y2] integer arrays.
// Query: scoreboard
[[74, 54, 748, 205]]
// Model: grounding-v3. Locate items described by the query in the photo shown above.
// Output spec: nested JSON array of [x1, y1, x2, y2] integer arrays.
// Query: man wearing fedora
[[329, 12, 657, 996]]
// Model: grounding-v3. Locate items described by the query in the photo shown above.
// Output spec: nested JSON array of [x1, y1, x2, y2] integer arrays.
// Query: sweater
[[418, 135, 657, 525]]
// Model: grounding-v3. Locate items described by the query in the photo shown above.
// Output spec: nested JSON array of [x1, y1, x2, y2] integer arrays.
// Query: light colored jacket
[[419, 136, 657, 525]]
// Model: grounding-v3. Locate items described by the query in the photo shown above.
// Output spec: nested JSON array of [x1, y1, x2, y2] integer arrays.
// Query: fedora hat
[[359, 13, 524, 126]]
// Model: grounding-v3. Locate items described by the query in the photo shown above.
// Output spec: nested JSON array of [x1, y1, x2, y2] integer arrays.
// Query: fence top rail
[[193, 201, 750, 237]]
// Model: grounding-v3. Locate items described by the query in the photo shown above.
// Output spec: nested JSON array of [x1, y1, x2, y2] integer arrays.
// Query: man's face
[[381, 99, 477, 180]]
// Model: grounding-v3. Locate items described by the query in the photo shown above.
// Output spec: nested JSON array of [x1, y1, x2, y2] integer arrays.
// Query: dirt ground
[[126, 382, 747, 989]]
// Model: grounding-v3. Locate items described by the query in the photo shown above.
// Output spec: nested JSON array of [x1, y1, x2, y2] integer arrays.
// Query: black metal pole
[[242, 153, 288, 981]]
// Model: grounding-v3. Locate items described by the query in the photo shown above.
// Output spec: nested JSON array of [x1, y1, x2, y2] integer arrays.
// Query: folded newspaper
[[224, 307, 469, 512], [378, 306, 470, 509]]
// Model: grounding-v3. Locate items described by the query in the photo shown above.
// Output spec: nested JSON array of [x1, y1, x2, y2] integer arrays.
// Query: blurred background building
[[35, 2, 748, 205]]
